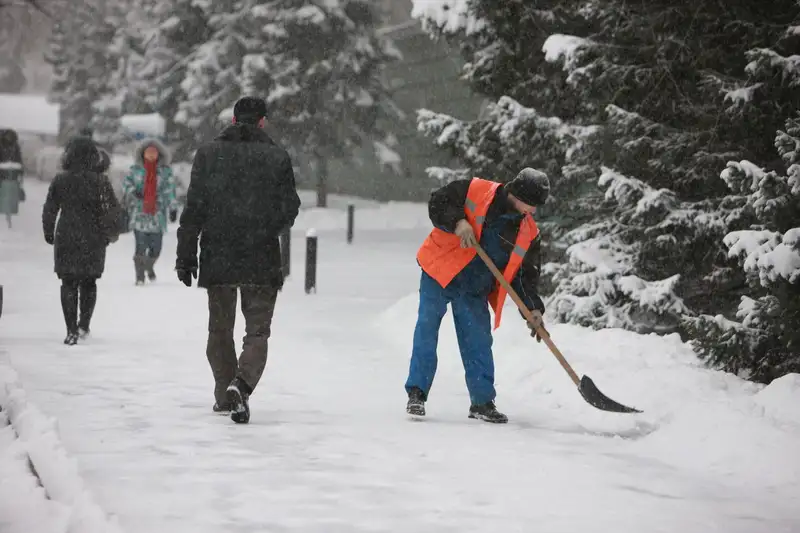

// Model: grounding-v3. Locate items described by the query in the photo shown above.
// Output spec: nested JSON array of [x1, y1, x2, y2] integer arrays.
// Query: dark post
[[346, 204, 354, 244], [305, 229, 317, 294], [279, 227, 291, 279], [0, 285, 3, 320]]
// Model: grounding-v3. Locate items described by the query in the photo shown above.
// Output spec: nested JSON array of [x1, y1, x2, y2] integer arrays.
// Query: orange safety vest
[[416, 178, 540, 329]]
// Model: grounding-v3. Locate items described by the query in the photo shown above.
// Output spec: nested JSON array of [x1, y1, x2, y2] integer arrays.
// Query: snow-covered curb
[[0, 362, 124, 533]]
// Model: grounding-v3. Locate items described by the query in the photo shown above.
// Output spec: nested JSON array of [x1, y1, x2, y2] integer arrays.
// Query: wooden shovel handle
[[474, 243, 581, 387]]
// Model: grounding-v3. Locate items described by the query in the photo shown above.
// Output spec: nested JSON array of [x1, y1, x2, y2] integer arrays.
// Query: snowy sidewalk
[[1, 180, 799, 533]]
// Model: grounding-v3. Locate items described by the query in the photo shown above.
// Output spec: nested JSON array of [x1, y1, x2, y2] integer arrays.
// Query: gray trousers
[[206, 285, 278, 404]]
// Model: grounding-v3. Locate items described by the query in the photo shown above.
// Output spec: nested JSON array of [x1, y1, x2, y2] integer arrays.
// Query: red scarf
[[142, 159, 158, 215]]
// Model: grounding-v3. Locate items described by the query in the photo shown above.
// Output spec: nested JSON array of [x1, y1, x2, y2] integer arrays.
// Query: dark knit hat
[[505, 167, 550, 206], [234, 96, 267, 124]]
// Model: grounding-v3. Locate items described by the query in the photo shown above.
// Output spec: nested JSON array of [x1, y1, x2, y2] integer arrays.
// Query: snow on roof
[[0, 93, 60, 136], [120, 113, 166, 138]]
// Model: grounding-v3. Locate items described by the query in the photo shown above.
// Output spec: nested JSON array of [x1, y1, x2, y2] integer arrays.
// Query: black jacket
[[176, 124, 301, 289], [42, 137, 119, 279], [428, 178, 545, 313]]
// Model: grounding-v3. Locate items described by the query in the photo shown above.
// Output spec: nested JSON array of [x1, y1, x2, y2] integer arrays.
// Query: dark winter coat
[[427, 178, 545, 313], [176, 124, 301, 289], [42, 137, 120, 279], [0, 129, 24, 216]]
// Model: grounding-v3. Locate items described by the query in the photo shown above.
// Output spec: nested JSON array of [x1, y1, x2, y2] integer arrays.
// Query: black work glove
[[176, 267, 196, 287], [44, 233, 54, 245], [169, 209, 178, 223]]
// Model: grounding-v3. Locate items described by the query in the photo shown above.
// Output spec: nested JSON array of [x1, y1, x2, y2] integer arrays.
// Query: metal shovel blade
[[579, 375, 642, 413]]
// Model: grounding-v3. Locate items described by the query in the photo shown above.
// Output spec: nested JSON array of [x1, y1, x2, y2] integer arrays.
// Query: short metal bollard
[[280, 227, 291, 279], [347, 204, 354, 244], [305, 229, 317, 294], [0, 284, 3, 320]]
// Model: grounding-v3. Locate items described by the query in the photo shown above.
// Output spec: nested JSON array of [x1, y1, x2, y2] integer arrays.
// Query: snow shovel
[[474, 244, 642, 414]]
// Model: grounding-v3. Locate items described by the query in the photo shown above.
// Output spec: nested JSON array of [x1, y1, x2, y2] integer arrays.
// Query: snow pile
[[0, 409, 71, 533], [0, 364, 124, 533], [411, 0, 485, 35], [0, 93, 60, 136], [374, 293, 800, 489], [753, 373, 800, 428]]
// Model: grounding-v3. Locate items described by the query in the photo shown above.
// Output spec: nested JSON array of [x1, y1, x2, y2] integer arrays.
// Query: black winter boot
[[406, 387, 426, 417], [212, 402, 231, 414], [468, 401, 508, 424], [60, 282, 79, 345], [226, 377, 252, 424], [77, 280, 97, 338], [133, 255, 146, 285], [143, 256, 157, 281]]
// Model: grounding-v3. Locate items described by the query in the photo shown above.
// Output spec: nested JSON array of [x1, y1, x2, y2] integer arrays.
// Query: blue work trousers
[[405, 271, 495, 405]]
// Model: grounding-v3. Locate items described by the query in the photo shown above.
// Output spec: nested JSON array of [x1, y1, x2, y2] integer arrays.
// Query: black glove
[[176, 267, 196, 287], [44, 233, 54, 245], [169, 209, 177, 223], [133, 189, 144, 199]]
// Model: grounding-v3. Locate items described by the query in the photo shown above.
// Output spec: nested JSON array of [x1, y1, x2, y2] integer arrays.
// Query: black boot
[[144, 256, 157, 281], [77, 280, 97, 338], [226, 377, 252, 424], [133, 255, 146, 285], [468, 401, 508, 424], [212, 402, 231, 414], [60, 282, 79, 345], [406, 387, 426, 417]]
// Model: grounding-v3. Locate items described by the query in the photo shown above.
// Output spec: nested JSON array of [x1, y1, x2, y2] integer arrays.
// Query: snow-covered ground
[[1, 180, 799, 533]]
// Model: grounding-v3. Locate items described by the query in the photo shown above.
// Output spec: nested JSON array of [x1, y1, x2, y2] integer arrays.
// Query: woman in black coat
[[42, 136, 120, 345]]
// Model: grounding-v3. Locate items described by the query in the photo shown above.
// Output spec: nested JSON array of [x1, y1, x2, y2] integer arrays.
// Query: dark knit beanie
[[505, 168, 550, 206], [234, 96, 267, 124]]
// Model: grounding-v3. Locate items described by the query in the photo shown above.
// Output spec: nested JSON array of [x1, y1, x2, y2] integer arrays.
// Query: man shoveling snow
[[405, 168, 550, 423]]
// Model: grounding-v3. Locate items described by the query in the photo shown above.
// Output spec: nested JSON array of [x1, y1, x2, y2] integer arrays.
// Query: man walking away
[[175, 96, 301, 424]]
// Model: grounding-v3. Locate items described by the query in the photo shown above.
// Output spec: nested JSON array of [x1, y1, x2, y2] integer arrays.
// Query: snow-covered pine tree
[[44, 1, 86, 141], [176, 0, 249, 153], [240, 0, 402, 207], [540, 1, 799, 333], [685, 18, 800, 382], [88, 0, 131, 151], [0, 5, 31, 92], [686, 116, 800, 382], [412, 1, 604, 244], [44, 0, 132, 144], [137, 0, 210, 159]]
